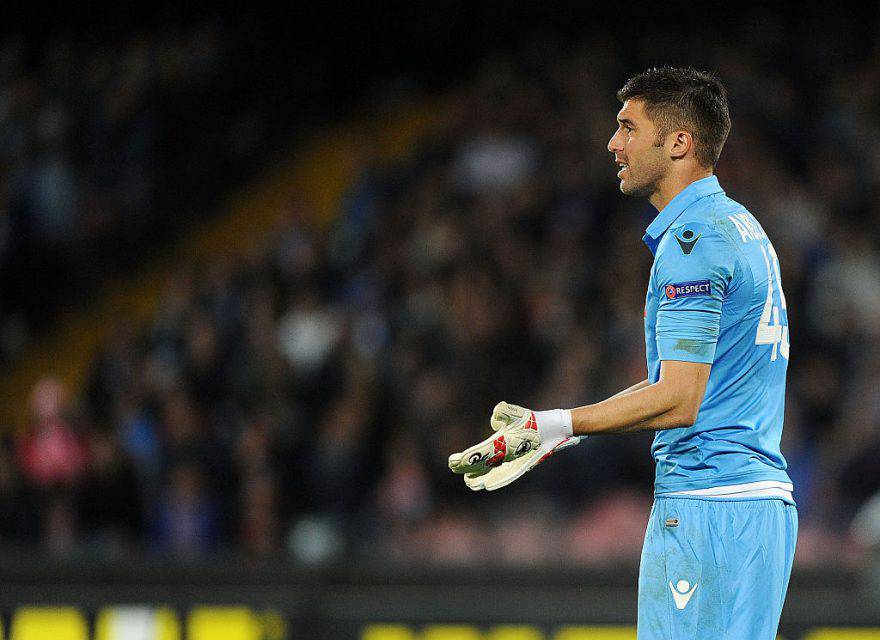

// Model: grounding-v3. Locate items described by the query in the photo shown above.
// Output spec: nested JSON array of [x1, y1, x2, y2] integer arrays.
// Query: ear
[[668, 130, 693, 160]]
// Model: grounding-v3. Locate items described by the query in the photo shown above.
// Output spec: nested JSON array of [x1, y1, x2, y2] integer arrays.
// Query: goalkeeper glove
[[447, 401, 584, 491]]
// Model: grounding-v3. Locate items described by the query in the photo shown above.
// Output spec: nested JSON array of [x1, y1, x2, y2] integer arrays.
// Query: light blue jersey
[[642, 175, 793, 497]]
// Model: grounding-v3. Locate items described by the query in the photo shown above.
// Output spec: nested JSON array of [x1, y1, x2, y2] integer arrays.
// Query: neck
[[649, 167, 714, 211]]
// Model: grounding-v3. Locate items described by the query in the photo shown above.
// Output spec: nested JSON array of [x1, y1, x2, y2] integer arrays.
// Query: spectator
[[150, 461, 218, 556]]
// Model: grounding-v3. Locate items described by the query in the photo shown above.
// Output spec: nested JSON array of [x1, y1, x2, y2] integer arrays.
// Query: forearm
[[570, 380, 689, 435], [610, 378, 651, 398]]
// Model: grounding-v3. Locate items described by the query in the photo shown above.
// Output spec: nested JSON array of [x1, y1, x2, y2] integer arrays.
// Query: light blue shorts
[[637, 496, 798, 640]]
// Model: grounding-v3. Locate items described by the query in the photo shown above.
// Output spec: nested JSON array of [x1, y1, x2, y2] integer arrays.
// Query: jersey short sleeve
[[653, 221, 735, 364]]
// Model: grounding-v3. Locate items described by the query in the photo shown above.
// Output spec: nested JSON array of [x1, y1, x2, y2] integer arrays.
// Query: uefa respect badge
[[665, 280, 711, 299]]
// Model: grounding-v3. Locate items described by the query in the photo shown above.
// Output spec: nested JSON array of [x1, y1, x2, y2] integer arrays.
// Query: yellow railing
[[9, 612, 880, 640]]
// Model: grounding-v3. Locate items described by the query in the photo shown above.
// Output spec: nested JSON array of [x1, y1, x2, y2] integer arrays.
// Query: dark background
[[3, 2, 880, 636]]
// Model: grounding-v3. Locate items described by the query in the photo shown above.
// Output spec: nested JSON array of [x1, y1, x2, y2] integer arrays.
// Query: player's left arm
[[570, 359, 710, 435], [449, 221, 733, 487], [447, 361, 709, 489], [572, 220, 732, 434]]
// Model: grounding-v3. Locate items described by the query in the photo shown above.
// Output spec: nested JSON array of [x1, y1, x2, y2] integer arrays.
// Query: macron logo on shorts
[[665, 280, 711, 300], [669, 579, 699, 609]]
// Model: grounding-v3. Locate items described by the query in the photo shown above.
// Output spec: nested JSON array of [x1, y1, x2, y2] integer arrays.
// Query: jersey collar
[[642, 175, 725, 253]]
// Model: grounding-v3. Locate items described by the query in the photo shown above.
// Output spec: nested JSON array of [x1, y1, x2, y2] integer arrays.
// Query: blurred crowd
[[0, 20, 271, 359], [4, 28, 880, 569]]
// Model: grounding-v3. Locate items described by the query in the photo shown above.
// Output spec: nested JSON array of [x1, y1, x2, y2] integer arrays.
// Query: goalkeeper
[[449, 67, 797, 640]]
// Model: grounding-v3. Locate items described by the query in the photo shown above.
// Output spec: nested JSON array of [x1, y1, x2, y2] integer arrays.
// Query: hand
[[448, 401, 583, 491]]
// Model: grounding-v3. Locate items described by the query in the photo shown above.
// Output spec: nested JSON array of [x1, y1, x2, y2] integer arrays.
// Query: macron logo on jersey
[[665, 280, 711, 300]]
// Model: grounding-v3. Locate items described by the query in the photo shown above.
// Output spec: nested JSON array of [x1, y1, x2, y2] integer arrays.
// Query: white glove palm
[[448, 401, 583, 491]]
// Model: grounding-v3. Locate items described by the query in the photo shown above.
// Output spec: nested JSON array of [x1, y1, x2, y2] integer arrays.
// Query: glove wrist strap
[[534, 408, 574, 441]]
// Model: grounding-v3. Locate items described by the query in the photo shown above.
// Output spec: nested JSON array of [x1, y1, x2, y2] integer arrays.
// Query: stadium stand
[[3, 12, 880, 638]]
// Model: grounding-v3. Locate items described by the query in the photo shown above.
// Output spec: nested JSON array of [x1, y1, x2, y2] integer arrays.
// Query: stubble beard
[[620, 173, 658, 199], [618, 155, 666, 200]]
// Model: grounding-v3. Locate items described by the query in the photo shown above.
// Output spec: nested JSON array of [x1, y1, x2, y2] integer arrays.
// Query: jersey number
[[755, 242, 789, 361]]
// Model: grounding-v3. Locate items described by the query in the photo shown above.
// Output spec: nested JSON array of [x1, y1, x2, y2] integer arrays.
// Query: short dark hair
[[617, 66, 731, 168]]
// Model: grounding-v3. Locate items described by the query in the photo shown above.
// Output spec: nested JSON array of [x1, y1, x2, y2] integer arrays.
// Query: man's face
[[607, 99, 668, 198]]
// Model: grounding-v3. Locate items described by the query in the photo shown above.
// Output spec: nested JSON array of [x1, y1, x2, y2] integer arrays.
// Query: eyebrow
[[617, 118, 636, 127]]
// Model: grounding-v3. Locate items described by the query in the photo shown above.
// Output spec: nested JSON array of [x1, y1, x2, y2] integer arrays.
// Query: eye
[[624, 125, 633, 133]]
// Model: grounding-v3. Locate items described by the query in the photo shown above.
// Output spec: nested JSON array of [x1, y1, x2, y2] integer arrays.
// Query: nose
[[608, 129, 623, 154]]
